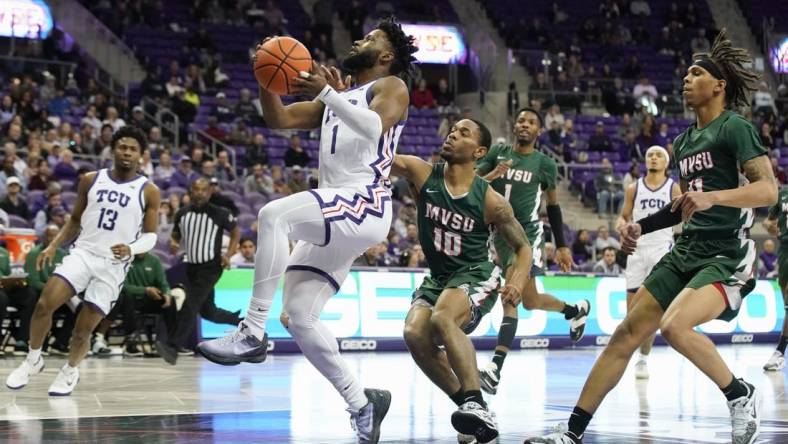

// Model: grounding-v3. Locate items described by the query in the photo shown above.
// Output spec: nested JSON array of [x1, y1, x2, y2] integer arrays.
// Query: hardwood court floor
[[1, 344, 787, 443]]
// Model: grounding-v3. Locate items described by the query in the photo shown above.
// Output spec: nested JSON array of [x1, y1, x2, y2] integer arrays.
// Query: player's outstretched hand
[[500, 284, 522, 306], [670, 191, 715, 221], [110, 244, 131, 260], [291, 62, 328, 97], [36, 246, 56, 271], [555, 246, 576, 272], [620, 223, 642, 255], [320, 64, 351, 92]]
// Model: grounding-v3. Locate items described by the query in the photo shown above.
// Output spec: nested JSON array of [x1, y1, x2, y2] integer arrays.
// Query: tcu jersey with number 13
[[74, 169, 148, 258], [318, 80, 404, 190]]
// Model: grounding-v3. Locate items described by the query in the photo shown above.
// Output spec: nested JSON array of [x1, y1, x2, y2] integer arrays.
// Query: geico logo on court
[[267, 340, 275, 351], [520, 338, 550, 348], [731, 334, 754, 343], [340, 340, 377, 350], [596, 336, 611, 346]]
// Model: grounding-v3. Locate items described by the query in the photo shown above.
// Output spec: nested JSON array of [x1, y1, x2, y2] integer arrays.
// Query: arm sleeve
[[637, 204, 683, 234], [129, 232, 157, 255], [475, 145, 499, 176], [546, 204, 566, 248], [316, 85, 382, 142]]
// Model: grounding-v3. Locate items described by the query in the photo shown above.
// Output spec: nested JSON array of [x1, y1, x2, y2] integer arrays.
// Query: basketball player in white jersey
[[5, 126, 160, 396], [615, 145, 681, 379], [195, 17, 417, 443]]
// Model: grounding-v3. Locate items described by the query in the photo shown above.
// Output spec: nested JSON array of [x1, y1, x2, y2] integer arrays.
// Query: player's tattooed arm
[[716, 155, 777, 208], [485, 188, 532, 297], [391, 155, 433, 192]]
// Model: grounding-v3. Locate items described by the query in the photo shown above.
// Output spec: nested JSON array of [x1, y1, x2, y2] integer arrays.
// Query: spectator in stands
[[506, 82, 520, 121], [214, 150, 237, 182], [171, 89, 197, 126], [435, 78, 455, 114], [771, 157, 786, 184], [760, 239, 778, 278], [284, 135, 310, 168], [37, 204, 66, 234], [603, 78, 635, 115], [189, 26, 215, 52], [5, 144, 27, 178], [103, 106, 126, 132], [594, 225, 621, 254], [166, 76, 184, 98], [0, 176, 28, 218], [690, 28, 710, 54], [205, 116, 229, 142], [762, 124, 777, 152], [572, 229, 593, 264], [622, 163, 640, 189], [230, 237, 256, 268], [48, 89, 70, 118], [148, 126, 164, 153], [630, 0, 651, 16], [544, 242, 558, 271], [53, 149, 78, 182], [130, 106, 151, 133], [633, 76, 658, 103], [682, 2, 699, 27], [212, 92, 234, 123], [621, 56, 642, 79], [244, 163, 273, 196], [595, 158, 624, 214], [287, 166, 309, 193], [172, 157, 200, 189], [656, 122, 671, 146], [158, 201, 174, 239], [0, 95, 16, 127], [753, 82, 778, 121], [201, 159, 216, 179], [234, 88, 261, 123], [28, 158, 51, 191], [411, 78, 435, 109], [185, 64, 207, 94], [545, 104, 565, 129], [246, 133, 269, 167], [4, 123, 25, 148], [437, 112, 458, 139], [76, 124, 96, 155], [154, 150, 176, 185], [593, 247, 621, 275], [0, 157, 17, 199], [229, 119, 253, 147], [656, 26, 677, 56], [632, 24, 650, 45], [344, 0, 367, 40], [402, 244, 427, 268], [354, 242, 389, 267], [621, 129, 640, 160], [579, 18, 599, 43], [140, 149, 154, 177], [588, 121, 613, 151], [95, 124, 114, 155], [637, 115, 657, 151]]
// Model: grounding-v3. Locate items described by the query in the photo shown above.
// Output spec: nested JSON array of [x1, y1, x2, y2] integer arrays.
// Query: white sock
[[285, 270, 367, 411], [62, 364, 78, 375], [638, 352, 648, 362], [243, 193, 325, 340], [27, 347, 41, 363]]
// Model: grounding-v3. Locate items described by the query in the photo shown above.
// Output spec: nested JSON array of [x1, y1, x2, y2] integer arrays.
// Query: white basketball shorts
[[286, 184, 393, 292], [53, 247, 130, 315], [625, 242, 672, 292]]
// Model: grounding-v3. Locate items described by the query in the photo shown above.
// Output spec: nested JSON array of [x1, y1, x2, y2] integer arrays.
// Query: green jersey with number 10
[[417, 163, 493, 280]]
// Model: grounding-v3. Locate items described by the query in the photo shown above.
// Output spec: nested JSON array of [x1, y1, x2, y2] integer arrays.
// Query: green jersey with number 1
[[673, 110, 766, 236], [417, 163, 493, 279]]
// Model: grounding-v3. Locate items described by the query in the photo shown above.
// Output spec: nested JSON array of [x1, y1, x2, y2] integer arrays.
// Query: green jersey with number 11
[[673, 110, 766, 237]]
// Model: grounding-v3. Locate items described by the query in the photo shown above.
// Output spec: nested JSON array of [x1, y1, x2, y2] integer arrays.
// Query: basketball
[[253, 36, 312, 96]]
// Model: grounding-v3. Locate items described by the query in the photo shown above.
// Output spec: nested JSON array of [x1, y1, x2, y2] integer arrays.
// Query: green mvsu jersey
[[476, 144, 557, 246], [768, 187, 788, 245], [673, 110, 766, 236], [418, 163, 493, 279]]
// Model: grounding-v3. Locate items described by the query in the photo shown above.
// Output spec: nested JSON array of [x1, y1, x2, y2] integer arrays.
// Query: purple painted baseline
[[261, 332, 783, 354]]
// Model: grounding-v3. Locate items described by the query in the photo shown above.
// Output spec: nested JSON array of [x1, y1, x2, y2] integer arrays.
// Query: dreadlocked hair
[[693, 28, 760, 108], [376, 16, 419, 82]]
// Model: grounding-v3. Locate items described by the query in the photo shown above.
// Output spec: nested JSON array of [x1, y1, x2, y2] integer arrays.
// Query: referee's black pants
[[171, 260, 240, 348]]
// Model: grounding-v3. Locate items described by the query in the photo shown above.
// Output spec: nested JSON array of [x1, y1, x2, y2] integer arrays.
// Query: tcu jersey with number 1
[[633, 177, 673, 246], [318, 80, 404, 190], [74, 169, 148, 258]]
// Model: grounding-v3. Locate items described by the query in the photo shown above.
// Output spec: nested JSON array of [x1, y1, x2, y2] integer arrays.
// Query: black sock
[[561, 303, 579, 320], [496, 315, 518, 347], [722, 376, 750, 401], [450, 389, 465, 406], [567, 406, 592, 439], [463, 390, 486, 409], [778, 336, 788, 354], [492, 351, 507, 372]]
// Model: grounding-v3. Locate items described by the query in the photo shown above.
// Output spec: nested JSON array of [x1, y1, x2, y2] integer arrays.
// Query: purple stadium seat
[[8, 215, 31, 228], [238, 214, 256, 229], [244, 192, 268, 210]]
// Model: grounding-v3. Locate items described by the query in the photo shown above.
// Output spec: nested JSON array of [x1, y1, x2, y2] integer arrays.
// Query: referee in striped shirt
[[158, 178, 241, 364]]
